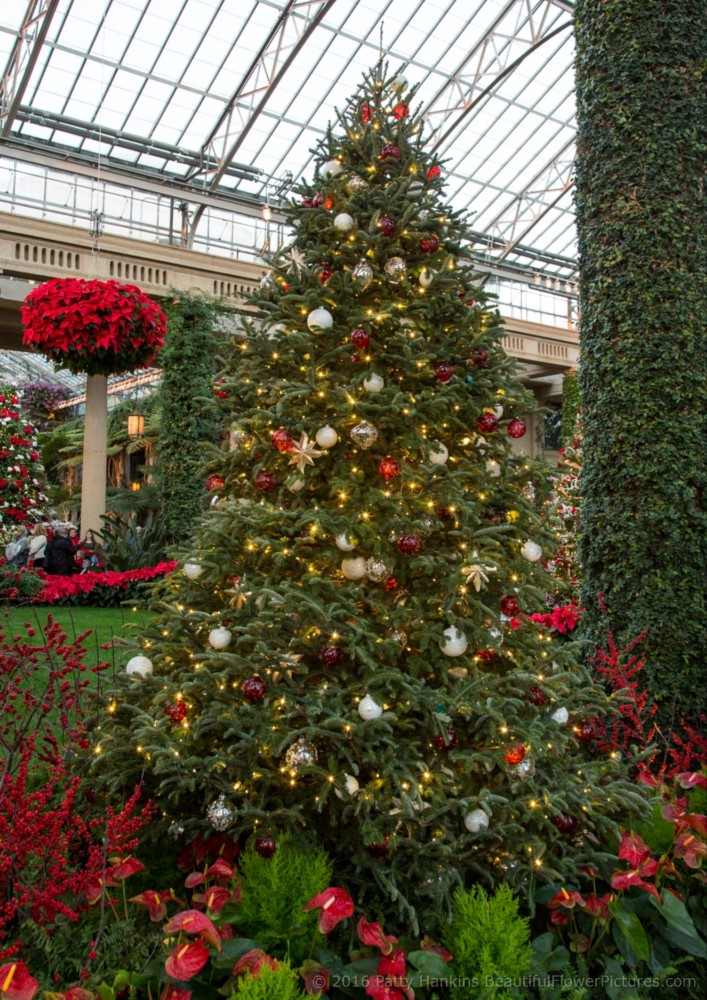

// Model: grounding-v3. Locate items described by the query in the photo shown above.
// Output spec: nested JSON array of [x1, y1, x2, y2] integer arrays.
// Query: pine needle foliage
[[236, 835, 332, 966], [444, 884, 532, 1000]]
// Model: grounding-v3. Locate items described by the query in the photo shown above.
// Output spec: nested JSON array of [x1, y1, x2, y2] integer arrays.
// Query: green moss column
[[574, 0, 706, 724]]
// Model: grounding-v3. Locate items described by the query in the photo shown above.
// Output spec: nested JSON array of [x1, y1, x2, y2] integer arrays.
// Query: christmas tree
[[0, 385, 47, 529], [96, 67, 644, 931]]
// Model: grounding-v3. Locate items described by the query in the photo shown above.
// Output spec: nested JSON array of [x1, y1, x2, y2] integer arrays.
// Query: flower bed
[[36, 561, 177, 605]]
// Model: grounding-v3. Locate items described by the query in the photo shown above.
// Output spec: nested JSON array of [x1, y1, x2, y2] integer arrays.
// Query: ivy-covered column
[[157, 295, 222, 542], [574, 0, 706, 724]]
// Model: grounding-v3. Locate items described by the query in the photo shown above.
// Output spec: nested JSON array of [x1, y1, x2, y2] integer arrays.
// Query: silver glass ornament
[[207, 795, 234, 831], [346, 174, 369, 194], [284, 738, 317, 771], [522, 482, 537, 501], [488, 627, 504, 646], [418, 209, 430, 222], [352, 259, 373, 290], [259, 273, 277, 299], [511, 757, 535, 781], [350, 421, 379, 449], [231, 426, 250, 449], [385, 627, 408, 645], [366, 557, 388, 582], [420, 515, 436, 534], [169, 822, 186, 840], [384, 256, 407, 283]]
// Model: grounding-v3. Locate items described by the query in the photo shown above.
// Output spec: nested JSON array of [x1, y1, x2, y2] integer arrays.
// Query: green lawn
[[1, 605, 153, 673]]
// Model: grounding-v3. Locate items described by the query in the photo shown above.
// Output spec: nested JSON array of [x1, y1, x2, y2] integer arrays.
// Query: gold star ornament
[[287, 432, 325, 473], [460, 551, 498, 591]]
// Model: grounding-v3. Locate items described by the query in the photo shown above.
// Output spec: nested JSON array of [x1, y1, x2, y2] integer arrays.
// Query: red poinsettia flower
[[163, 909, 221, 950], [0, 962, 39, 1000], [165, 940, 210, 980], [617, 831, 652, 867], [303, 887, 354, 933], [232, 949, 278, 977], [300, 960, 330, 995], [357, 917, 398, 955]]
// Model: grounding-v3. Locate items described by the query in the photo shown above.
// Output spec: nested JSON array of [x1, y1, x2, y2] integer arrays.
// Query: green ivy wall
[[574, 0, 706, 723]]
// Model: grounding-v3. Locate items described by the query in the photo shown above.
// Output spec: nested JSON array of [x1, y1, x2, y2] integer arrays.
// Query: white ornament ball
[[429, 441, 449, 465], [126, 655, 153, 678], [464, 809, 490, 833], [358, 694, 383, 720], [334, 212, 355, 231], [335, 533, 356, 551], [474, 435, 488, 453], [493, 404, 504, 419], [441, 626, 468, 657], [288, 477, 306, 493], [184, 562, 203, 580], [341, 556, 367, 580], [208, 627, 232, 650], [520, 540, 543, 563], [408, 180, 424, 198], [344, 773, 360, 795], [307, 307, 334, 331], [315, 425, 338, 448], [485, 460, 501, 478], [552, 706, 569, 725], [363, 373, 385, 393], [419, 269, 434, 288], [393, 74, 408, 92], [320, 159, 343, 179]]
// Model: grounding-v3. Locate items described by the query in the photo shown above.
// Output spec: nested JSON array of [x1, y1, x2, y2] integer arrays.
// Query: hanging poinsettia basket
[[21, 278, 167, 377]]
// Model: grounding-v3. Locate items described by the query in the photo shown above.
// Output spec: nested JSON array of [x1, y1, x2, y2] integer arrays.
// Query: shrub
[[231, 961, 310, 999]]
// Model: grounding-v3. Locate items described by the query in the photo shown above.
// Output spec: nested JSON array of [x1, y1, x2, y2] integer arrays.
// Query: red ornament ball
[[205, 474, 224, 492], [500, 595, 520, 616], [164, 700, 187, 723], [324, 196, 334, 211], [312, 192, 324, 207], [477, 649, 497, 662], [527, 686, 549, 707], [350, 327, 371, 349], [573, 721, 596, 744], [254, 470, 276, 493], [504, 742, 526, 766], [507, 418, 527, 439], [212, 382, 229, 399], [391, 103, 409, 120], [272, 429, 294, 453], [301, 197, 313, 207], [384, 576, 398, 591], [434, 362, 454, 383], [436, 506, 453, 521], [367, 837, 390, 857], [377, 216, 397, 236], [434, 729, 458, 751], [476, 412, 498, 434], [351, 354, 361, 364], [468, 348, 489, 366], [427, 164, 441, 179], [241, 676, 267, 704], [419, 235, 440, 254], [378, 457, 400, 481], [553, 814, 578, 835], [361, 102, 375, 122], [380, 143, 401, 161], [318, 645, 345, 667], [318, 265, 334, 284], [397, 533, 421, 555], [254, 835, 277, 859]]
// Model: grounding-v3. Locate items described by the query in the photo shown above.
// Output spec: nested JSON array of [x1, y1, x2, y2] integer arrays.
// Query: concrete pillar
[[80, 374, 107, 535]]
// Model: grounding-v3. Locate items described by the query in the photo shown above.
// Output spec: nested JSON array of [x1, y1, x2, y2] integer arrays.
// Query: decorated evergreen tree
[[0, 385, 47, 529], [95, 68, 644, 931]]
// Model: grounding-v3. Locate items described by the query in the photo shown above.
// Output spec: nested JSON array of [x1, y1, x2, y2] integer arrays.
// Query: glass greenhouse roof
[[0, 0, 578, 278]]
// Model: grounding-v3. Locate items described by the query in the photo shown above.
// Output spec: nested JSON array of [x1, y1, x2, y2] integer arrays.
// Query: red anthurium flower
[[366, 950, 414, 1000], [165, 939, 210, 980], [420, 936, 453, 962], [0, 963, 39, 1000], [676, 772, 707, 790], [300, 960, 330, 995], [61, 990, 94, 1000], [206, 858, 236, 880], [184, 872, 205, 889], [583, 893, 613, 920], [232, 949, 278, 977], [303, 887, 354, 933], [550, 908, 570, 926], [163, 909, 221, 950], [357, 916, 398, 955], [130, 889, 172, 922], [191, 886, 232, 915], [684, 813, 707, 839], [674, 831, 707, 869], [610, 869, 660, 902], [617, 831, 652, 867], [106, 855, 145, 882], [163, 987, 193, 1000], [378, 948, 407, 979], [548, 888, 585, 910]]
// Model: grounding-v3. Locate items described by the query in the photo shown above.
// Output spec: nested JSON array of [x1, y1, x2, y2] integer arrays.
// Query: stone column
[[80, 373, 107, 535]]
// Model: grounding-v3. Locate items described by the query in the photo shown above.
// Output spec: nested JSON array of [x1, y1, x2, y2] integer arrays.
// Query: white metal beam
[[0, 0, 60, 137]]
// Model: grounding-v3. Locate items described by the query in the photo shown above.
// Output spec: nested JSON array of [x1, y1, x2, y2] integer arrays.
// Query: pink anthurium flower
[[674, 831, 707, 869], [303, 887, 354, 933], [165, 940, 210, 980], [163, 909, 221, 950], [357, 917, 398, 955], [676, 772, 707, 790], [0, 962, 39, 1000]]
